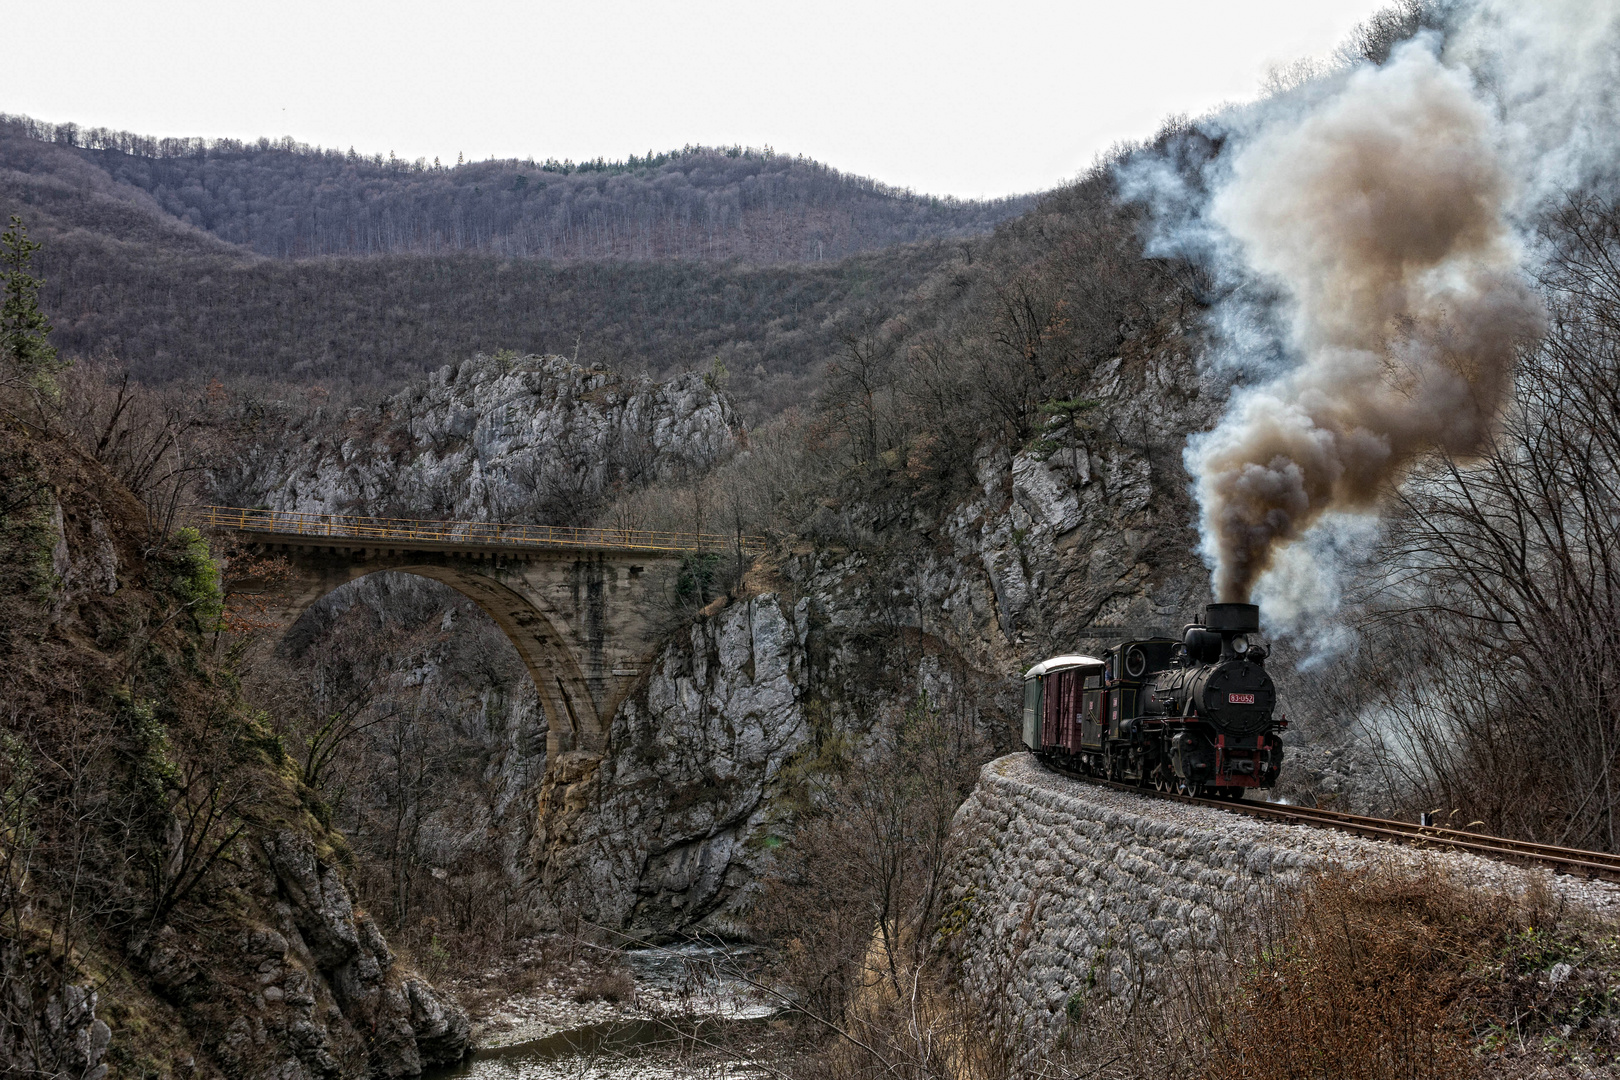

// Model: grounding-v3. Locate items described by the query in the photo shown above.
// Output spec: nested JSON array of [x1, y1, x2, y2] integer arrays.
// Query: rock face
[[944, 753, 1620, 1057], [3, 979, 113, 1080], [952, 348, 1218, 662], [8, 425, 472, 1080], [534, 592, 810, 935], [262, 831, 473, 1078], [132, 832, 470, 1079], [531, 583, 1012, 937], [217, 353, 738, 523]]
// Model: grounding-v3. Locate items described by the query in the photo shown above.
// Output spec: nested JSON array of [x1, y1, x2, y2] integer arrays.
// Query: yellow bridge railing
[[195, 505, 766, 556]]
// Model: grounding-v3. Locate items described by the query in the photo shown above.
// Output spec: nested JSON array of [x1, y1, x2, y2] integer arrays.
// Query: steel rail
[[1045, 761, 1620, 884], [191, 505, 767, 556]]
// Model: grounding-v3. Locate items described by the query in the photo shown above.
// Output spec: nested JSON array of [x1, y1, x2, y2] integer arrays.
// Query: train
[[1020, 602, 1283, 798]]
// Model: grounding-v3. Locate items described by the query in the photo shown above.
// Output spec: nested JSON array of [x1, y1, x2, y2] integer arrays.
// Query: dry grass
[[1200, 867, 1533, 1080], [1052, 864, 1620, 1080], [573, 968, 637, 1005], [755, 861, 1620, 1080]]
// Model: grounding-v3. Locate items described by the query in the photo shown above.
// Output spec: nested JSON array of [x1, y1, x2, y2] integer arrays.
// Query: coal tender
[[1020, 603, 1283, 799]]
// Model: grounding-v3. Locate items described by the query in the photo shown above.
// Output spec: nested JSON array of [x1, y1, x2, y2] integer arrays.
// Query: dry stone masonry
[[945, 753, 1620, 1054]]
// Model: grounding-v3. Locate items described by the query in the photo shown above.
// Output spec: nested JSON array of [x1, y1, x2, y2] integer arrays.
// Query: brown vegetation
[[0, 404, 287, 1075], [752, 860, 1619, 1080], [748, 692, 1000, 1076], [243, 572, 546, 966], [3, 115, 1030, 263]]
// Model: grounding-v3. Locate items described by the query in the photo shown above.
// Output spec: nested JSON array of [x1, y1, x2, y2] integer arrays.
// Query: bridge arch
[[277, 563, 605, 754], [227, 535, 689, 758]]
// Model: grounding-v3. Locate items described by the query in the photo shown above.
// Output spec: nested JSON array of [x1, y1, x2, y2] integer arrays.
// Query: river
[[429, 941, 780, 1079]]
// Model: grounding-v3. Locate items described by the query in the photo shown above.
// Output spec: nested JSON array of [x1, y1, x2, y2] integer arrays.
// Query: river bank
[[429, 938, 782, 1078]]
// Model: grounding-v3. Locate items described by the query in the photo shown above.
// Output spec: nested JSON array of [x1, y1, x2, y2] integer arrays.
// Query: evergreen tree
[[1, 215, 57, 376]]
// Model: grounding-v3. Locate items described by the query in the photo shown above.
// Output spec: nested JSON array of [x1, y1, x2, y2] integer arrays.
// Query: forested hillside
[[37, 238, 940, 416], [4, 116, 1031, 263], [1, 117, 997, 412]]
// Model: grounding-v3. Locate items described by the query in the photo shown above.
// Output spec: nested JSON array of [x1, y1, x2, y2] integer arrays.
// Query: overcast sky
[[7, 0, 1393, 198]]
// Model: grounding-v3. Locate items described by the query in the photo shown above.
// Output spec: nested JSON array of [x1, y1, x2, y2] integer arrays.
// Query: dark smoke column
[[1193, 39, 1544, 603]]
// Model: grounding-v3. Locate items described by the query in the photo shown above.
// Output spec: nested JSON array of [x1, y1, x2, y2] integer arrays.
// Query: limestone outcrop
[[216, 353, 738, 523], [531, 577, 1014, 937]]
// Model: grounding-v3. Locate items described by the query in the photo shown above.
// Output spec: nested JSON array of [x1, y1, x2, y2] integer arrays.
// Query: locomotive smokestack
[[1203, 603, 1260, 634], [1188, 38, 1545, 605]]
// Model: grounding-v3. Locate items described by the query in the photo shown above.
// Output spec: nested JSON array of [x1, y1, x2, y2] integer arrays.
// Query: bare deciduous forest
[[5, 115, 1031, 262], [0, 116, 1030, 413]]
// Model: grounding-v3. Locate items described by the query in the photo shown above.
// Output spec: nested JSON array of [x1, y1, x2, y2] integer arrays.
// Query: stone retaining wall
[[944, 753, 1620, 1052]]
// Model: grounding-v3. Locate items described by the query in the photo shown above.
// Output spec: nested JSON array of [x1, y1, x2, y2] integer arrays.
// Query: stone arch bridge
[[203, 507, 763, 758]]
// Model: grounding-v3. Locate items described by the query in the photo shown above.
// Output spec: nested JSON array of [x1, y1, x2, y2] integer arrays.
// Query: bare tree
[[56, 358, 211, 538], [823, 314, 900, 470], [1357, 194, 1620, 850]]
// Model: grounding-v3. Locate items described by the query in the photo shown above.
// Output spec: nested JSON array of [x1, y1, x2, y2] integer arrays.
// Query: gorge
[[9, 2, 1620, 1074]]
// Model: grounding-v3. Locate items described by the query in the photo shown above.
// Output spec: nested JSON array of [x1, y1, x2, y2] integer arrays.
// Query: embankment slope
[[945, 753, 1620, 1051]]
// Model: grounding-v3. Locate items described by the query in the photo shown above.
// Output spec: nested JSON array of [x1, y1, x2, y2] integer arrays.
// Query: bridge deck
[[195, 505, 765, 556]]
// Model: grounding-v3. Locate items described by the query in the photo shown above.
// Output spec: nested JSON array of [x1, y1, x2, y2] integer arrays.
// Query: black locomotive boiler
[[1021, 603, 1283, 798]]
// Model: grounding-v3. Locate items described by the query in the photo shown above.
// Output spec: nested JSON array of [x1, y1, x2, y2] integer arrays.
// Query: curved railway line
[[1048, 760, 1620, 885]]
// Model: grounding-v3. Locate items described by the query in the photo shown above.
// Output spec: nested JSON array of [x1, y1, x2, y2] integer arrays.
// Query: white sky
[[7, 0, 1393, 199]]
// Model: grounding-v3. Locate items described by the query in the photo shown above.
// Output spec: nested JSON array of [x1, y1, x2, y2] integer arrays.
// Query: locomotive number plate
[[1228, 692, 1256, 704]]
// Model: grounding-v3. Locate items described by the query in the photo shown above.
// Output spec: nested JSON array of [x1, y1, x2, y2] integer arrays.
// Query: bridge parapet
[[196, 505, 764, 556]]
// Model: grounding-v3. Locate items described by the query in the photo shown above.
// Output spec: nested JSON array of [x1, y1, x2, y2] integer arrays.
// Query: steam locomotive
[[1020, 603, 1283, 798]]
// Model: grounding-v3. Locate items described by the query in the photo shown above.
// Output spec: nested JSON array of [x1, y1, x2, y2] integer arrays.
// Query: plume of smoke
[[1189, 37, 1544, 603], [1250, 512, 1382, 662], [1451, 0, 1620, 204]]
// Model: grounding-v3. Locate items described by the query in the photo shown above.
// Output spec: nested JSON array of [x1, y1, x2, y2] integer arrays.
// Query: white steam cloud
[[1127, 1, 1620, 617]]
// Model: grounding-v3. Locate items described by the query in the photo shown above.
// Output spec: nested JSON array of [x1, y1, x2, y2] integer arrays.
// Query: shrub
[[166, 526, 223, 631]]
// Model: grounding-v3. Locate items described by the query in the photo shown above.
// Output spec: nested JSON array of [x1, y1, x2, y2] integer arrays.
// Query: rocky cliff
[[216, 353, 738, 524], [2, 421, 470, 1079], [530, 573, 1013, 937], [218, 334, 1251, 941]]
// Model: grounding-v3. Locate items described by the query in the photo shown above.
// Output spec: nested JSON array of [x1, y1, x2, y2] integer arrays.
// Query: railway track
[[1051, 763, 1620, 884]]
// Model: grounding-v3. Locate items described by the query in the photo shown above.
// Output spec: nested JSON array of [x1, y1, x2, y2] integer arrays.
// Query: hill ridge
[[2, 113, 1034, 264]]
